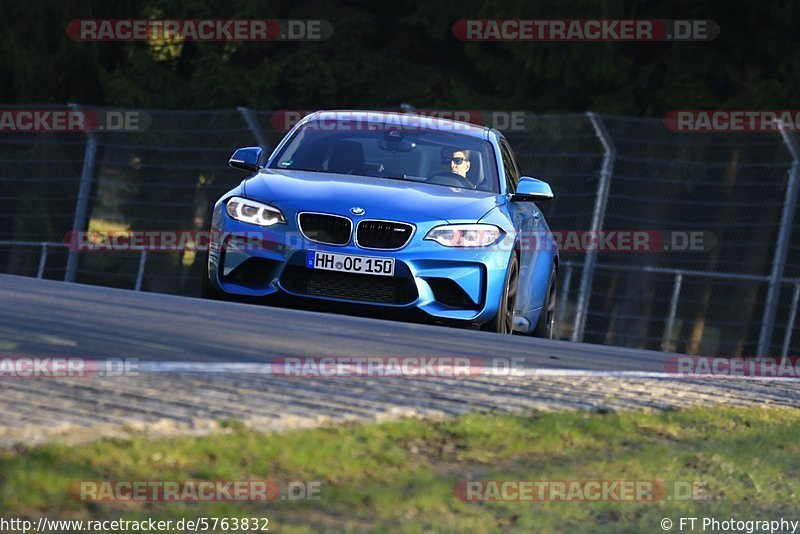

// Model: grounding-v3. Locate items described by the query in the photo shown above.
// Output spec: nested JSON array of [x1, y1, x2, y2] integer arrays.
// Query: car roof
[[302, 110, 492, 140]]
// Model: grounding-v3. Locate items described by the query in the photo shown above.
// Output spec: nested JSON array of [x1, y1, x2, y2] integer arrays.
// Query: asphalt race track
[[2, 274, 799, 449], [0, 274, 671, 371]]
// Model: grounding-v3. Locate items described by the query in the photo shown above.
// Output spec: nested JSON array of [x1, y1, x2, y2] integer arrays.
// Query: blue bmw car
[[204, 111, 558, 336]]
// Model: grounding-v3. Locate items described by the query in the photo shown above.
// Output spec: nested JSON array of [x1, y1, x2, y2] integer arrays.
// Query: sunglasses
[[443, 157, 467, 165]]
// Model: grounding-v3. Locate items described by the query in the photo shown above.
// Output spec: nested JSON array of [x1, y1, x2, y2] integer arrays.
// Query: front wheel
[[532, 266, 557, 338], [480, 254, 519, 334]]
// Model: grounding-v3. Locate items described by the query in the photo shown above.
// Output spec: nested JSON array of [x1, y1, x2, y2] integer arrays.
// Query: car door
[[500, 139, 540, 312]]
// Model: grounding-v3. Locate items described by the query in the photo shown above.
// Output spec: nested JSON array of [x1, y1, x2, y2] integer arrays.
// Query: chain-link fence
[[1, 107, 798, 357]]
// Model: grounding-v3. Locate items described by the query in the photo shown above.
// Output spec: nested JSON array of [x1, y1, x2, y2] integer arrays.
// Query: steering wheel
[[427, 172, 474, 189]]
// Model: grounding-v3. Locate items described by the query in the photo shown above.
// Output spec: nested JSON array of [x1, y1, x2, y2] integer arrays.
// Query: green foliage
[[2, 0, 798, 113]]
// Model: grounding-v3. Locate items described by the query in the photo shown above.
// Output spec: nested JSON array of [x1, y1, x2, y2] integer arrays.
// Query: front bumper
[[208, 208, 513, 324]]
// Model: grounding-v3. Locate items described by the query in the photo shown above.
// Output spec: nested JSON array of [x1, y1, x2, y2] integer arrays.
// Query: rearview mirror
[[377, 139, 417, 152], [512, 176, 554, 201], [228, 147, 263, 173], [377, 130, 417, 153]]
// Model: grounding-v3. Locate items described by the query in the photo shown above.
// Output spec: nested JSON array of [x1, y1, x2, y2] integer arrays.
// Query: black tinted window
[[269, 122, 500, 193], [499, 141, 519, 194]]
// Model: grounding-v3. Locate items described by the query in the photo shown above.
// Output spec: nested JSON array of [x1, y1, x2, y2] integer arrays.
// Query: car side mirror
[[228, 147, 263, 173], [512, 176, 554, 201]]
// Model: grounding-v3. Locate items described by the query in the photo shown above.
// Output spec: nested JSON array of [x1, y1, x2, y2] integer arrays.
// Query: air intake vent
[[280, 266, 417, 304]]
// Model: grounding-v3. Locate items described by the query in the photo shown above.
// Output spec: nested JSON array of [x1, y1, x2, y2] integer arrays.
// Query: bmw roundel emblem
[[350, 207, 365, 215]]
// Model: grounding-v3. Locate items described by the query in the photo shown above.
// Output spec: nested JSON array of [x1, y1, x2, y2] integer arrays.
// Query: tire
[[480, 254, 519, 334], [532, 265, 557, 338]]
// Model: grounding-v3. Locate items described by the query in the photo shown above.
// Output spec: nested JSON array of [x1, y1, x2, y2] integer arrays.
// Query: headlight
[[226, 196, 286, 226], [424, 224, 504, 247]]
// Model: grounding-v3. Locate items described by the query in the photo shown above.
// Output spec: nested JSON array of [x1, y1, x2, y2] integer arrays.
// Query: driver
[[441, 148, 471, 178]]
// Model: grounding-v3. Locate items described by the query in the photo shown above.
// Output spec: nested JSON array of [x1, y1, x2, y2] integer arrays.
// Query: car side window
[[499, 141, 519, 194]]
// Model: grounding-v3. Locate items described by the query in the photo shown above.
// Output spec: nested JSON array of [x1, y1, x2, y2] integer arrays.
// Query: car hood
[[243, 169, 501, 223]]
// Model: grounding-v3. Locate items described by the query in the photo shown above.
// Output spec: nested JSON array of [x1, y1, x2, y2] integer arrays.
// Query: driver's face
[[443, 151, 471, 178]]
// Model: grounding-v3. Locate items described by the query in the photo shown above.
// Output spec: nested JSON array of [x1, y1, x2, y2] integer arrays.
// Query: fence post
[[238, 107, 270, 155], [572, 112, 615, 342], [134, 250, 147, 291], [758, 127, 800, 356], [661, 272, 683, 351], [556, 262, 574, 339], [36, 242, 48, 279], [782, 282, 800, 358], [64, 103, 97, 283]]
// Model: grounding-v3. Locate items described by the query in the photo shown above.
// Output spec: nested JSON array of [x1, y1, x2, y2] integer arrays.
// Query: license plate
[[306, 251, 395, 276]]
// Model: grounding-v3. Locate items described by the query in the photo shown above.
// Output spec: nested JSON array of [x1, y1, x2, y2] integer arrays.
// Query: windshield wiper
[[378, 174, 427, 182], [275, 166, 321, 173]]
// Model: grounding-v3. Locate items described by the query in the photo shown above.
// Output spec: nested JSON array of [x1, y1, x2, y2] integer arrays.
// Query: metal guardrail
[[0, 241, 148, 291], [562, 260, 800, 357]]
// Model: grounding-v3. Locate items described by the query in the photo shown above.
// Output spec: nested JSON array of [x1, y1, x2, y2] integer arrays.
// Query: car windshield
[[268, 120, 500, 193]]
